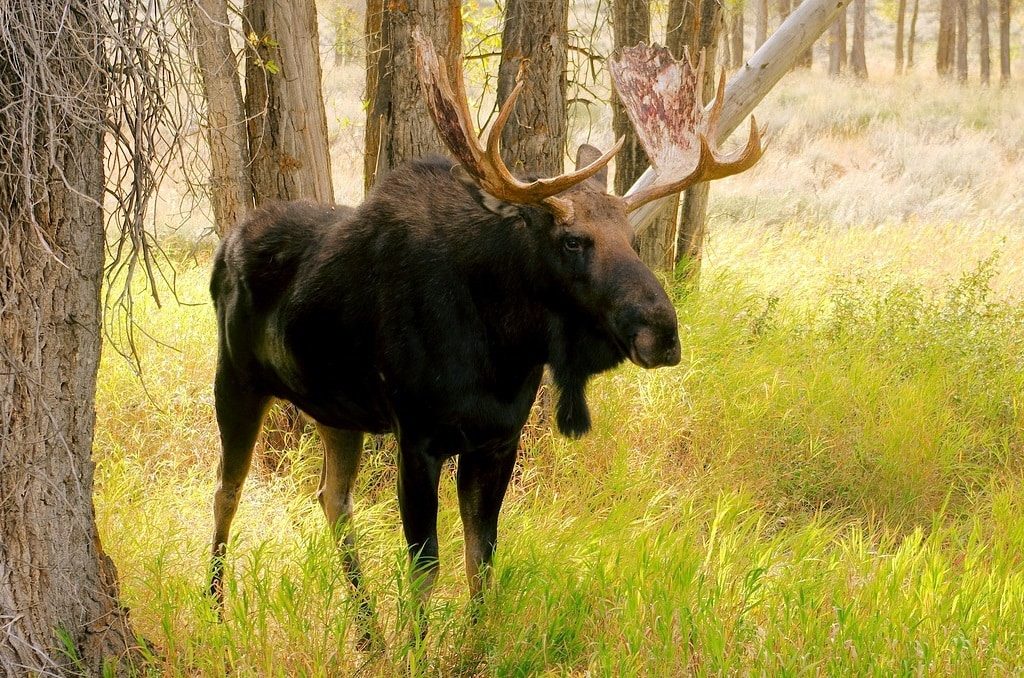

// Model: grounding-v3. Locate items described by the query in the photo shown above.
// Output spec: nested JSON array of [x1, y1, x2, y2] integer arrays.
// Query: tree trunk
[[956, 0, 969, 82], [979, 0, 991, 84], [731, 9, 745, 68], [189, 0, 253, 236], [612, 0, 651, 195], [794, 0, 814, 67], [895, 0, 907, 73], [907, 0, 920, 68], [938, 0, 955, 75], [675, 0, 725, 275], [244, 0, 334, 203], [829, 8, 847, 76], [849, 0, 867, 78], [365, 0, 456, 187], [999, 0, 1010, 83], [756, 0, 768, 48], [0, 9, 136, 674], [497, 0, 569, 177]]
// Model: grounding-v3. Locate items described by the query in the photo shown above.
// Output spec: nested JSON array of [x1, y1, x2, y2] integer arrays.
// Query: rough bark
[[756, 0, 768, 47], [907, 0, 919, 68], [365, 0, 456, 187], [612, 0, 652, 195], [895, 0, 907, 73], [979, 0, 991, 84], [497, 0, 569, 177], [675, 0, 724, 274], [0, 9, 136, 674], [956, 0, 969, 82], [244, 0, 334, 203], [998, 0, 1010, 83], [190, 0, 253, 236], [829, 8, 847, 76], [849, 0, 867, 78], [938, 0, 955, 75], [731, 8, 746, 68]]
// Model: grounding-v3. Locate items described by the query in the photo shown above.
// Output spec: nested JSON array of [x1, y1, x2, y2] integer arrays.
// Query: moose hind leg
[[209, 364, 269, 608], [457, 439, 518, 607], [315, 423, 378, 650]]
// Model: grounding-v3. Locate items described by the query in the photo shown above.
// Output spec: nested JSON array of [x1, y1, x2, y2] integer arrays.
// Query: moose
[[207, 12, 763, 646]]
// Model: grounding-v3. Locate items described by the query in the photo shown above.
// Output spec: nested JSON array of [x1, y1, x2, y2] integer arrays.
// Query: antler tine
[[413, 24, 621, 214]]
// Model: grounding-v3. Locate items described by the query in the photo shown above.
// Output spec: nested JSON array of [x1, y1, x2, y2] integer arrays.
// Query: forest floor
[[96, 69, 1024, 675]]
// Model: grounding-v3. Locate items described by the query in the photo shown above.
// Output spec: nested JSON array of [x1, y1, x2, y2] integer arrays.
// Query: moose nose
[[661, 332, 681, 367]]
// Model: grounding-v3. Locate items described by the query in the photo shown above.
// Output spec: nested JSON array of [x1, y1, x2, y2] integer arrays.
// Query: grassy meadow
[[96, 67, 1024, 675]]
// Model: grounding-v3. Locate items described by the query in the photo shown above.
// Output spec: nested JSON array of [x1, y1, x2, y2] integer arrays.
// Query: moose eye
[[563, 236, 584, 253]]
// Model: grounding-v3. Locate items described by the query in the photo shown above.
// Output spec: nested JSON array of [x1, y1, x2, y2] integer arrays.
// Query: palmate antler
[[411, 16, 622, 222], [608, 44, 765, 213]]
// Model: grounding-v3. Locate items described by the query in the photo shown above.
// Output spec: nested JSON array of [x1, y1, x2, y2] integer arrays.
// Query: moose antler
[[609, 44, 764, 213], [412, 20, 622, 222]]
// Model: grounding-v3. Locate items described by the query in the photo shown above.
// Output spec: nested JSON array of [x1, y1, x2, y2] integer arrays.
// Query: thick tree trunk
[[955, 0, 969, 82], [849, 0, 867, 78], [999, 0, 1010, 83], [612, 0, 651, 195], [189, 0, 253, 236], [756, 0, 768, 47], [979, 0, 991, 84], [497, 0, 569, 177], [829, 8, 847, 76], [895, 0, 907, 73], [675, 0, 724, 275], [731, 9, 745, 68], [244, 0, 334, 203], [365, 0, 456, 187], [0, 10, 135, 674], [938, 0, 955, 75], [907, 0, 919, 68]]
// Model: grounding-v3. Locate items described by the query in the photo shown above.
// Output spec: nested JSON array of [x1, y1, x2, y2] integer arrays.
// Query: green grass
[[94, 235, 1024, 675]]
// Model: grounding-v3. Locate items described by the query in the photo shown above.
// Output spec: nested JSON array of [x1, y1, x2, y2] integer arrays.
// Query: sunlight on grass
[[96, 69, 1024, 675]]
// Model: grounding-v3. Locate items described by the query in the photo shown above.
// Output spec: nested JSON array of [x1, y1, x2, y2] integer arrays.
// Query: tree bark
[[189, 0, 253, 236], [849, 0, 867, 78], [907, 0, 920, 68], [829, 8, 847, 76], [979, 0, 991, 84], [612, 0, 651, 195], [794, 0, 813, 67], [756, 0, 768, 48], [955, 0, 969, 82], [938, 0, 955, 75], [731, 8, 745, 68], [895, 0, 907, 73], [675, 0, 725, 275], [497, 0, 569, 177], [365, 0, 457, 187], [0, 9, 136, 674], [244, 0, 334, 203], [998, 0, 1010, 83]]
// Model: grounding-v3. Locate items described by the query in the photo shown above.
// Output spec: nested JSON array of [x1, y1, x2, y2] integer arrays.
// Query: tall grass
[[94, 238, 1024, 674], [97, 61, 1024, 675]]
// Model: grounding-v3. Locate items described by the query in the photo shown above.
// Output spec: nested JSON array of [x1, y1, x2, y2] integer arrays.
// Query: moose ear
[[575, 144, 609, 192], [451, 164, 520, 218]]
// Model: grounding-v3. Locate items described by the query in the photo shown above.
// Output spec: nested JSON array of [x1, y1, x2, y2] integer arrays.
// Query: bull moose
[[207, 12, 763, 646]]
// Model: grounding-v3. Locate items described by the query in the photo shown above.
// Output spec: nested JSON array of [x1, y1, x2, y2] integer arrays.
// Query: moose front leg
[[396, 439, 443, 640], [457, 438, 518, 608]]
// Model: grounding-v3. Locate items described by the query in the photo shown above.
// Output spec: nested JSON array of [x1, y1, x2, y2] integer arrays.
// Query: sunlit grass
[[98, 68, 1024, 675]]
